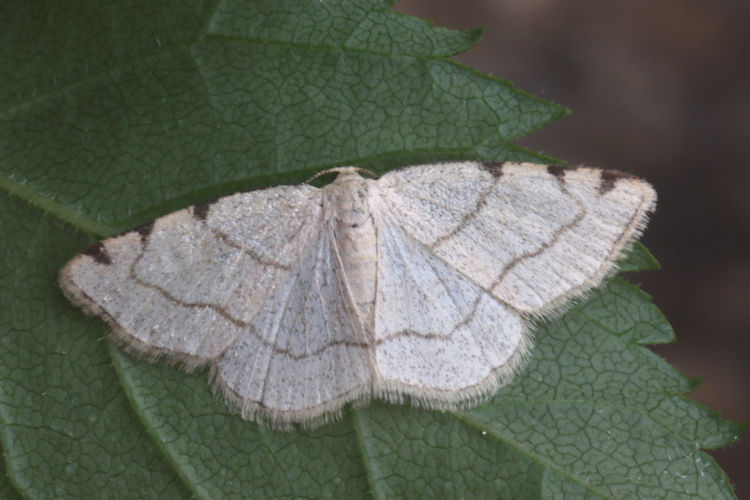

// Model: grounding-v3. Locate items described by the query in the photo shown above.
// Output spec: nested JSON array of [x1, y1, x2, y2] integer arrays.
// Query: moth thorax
[[324, 175, 378, 323]]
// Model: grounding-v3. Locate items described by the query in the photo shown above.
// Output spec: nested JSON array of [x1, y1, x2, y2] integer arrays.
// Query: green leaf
[[617, 242, 660, 272], [0, 1, 741, 498]]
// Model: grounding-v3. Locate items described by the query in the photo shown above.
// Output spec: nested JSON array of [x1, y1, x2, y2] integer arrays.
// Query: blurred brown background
[[395, 0, 749, 495]]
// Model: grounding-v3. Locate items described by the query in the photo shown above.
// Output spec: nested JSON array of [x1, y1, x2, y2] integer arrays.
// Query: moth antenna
[[305, 166, 378, 184]]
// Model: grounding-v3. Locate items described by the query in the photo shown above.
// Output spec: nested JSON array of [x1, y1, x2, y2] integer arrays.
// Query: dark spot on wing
[[193, 198, 219, 221], [82, 242, 112, 265], [480, 161, 506, 178], [599, 169, 635, 194], [111, 220, 155, 244], [546, 165, 568, 181], [132, 221, 154, 242]]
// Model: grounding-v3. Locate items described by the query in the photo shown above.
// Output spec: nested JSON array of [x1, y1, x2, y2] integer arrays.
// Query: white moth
[[59, 161, 656, 429]]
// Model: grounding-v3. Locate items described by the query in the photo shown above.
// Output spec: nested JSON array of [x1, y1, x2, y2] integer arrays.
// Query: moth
[[59, 161, 655, 429]]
